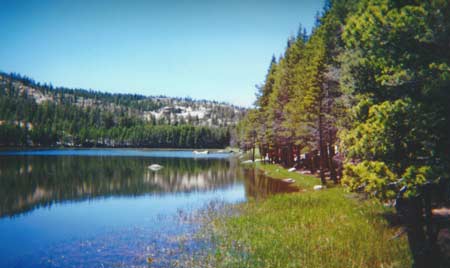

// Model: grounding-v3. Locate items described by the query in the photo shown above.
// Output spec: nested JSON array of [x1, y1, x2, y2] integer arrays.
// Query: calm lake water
[[0, 149, 294, 268]]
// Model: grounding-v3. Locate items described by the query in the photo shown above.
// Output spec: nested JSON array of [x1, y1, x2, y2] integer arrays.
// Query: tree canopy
[[238, 0, 450, 198]]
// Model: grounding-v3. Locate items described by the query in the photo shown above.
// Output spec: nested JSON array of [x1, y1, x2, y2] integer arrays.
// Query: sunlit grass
[[254, 163, 321, 189], [192, 164, 413, 268]]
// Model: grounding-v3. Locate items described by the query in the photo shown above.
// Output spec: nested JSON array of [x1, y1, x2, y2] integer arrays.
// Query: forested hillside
[[0, 72, 245, 148], [238, 0, 450, 197]]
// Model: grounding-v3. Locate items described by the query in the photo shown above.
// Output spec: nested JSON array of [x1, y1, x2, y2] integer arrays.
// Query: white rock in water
[[241, 160, 254, 164], [313, 185, 326, 190], [148, 164, 163, 171], [288, 167, 296, 172], [282, 178, 295, 184]]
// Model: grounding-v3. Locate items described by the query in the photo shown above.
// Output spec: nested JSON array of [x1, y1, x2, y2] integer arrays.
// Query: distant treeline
[[1, 71, 240, 111], [0, 78, 231, 148]]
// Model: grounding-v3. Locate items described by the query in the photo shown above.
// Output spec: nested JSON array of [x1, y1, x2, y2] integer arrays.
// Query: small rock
[[282, 178, 295, 183], [148, 164, 163, 171], [313, 185, 326, 190]]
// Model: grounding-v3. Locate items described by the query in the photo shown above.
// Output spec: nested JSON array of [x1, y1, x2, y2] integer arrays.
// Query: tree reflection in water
[[0, 155, 298, 218], [243, 168, 299, 200], [0, 156, 240, 218]]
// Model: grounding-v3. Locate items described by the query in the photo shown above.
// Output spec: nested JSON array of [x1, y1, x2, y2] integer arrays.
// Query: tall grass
[[194, 164, 413, 268]]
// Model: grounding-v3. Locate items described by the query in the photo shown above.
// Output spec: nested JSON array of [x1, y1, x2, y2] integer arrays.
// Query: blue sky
[[0, 0, 324, 107]]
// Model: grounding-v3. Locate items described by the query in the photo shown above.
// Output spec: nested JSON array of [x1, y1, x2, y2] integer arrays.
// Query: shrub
[[342, 161, 397, 199]]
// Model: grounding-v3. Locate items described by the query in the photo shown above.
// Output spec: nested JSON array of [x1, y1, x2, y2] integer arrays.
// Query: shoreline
[[193, 162, 413, 267], [0, 146, 233, 151]]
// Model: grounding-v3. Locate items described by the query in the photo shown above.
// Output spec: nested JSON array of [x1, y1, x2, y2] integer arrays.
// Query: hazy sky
[[1, 0, 324, 107]]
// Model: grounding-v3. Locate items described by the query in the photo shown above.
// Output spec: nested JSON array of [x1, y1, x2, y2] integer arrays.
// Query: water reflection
[[0, 156, 240, 218], [0, 155, 298, 218], [243, 168, 299, 199], [0, 151, 299, 267]]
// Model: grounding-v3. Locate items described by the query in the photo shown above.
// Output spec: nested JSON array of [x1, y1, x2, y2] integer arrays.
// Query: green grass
[[253, 163, 321, 189], [199, 164, 413, 268]]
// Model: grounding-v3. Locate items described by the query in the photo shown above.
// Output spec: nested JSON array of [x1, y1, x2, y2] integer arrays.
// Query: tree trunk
[[323, 142, 330, 170], [318, 104, 326, 185], [308, 152, 316, 174], [328, 143, 338, 184], [275, 145, 280, 163], [252, 145, 255, 162], [289, 143, 295, 167], [284, 146, 290, 167], [272, 146, 275, 163], [259, 144, 264, 162]]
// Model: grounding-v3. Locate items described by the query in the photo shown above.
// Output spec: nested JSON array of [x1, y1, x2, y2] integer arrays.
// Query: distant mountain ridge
[[0, 72, 245, 127], [0, 72, 245, 147]]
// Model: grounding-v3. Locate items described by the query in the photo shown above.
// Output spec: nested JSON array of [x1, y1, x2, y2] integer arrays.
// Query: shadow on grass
[[383, 209, 450, 268]]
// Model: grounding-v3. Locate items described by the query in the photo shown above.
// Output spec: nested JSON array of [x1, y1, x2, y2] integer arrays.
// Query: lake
[[0, 149, 293, 268]]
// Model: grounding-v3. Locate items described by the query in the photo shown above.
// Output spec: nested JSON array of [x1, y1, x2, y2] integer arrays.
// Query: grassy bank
[[202, 164, 413, 268], [253, 163, 321, 189]]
